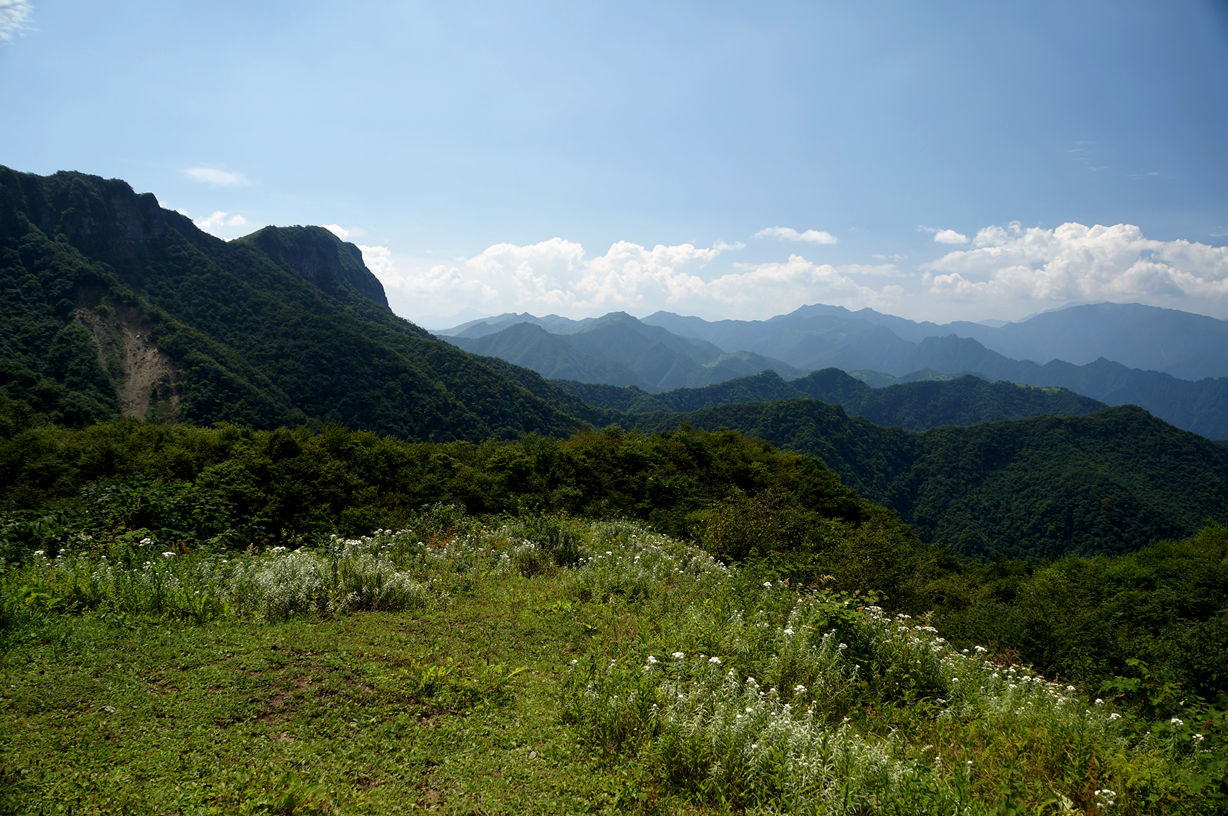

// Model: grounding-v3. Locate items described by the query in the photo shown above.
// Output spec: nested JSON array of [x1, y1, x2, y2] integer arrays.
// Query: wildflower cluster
[[559, 545, 1197, 813], [564, 521, 729, 604], [565, 650, 949, 812], [11, 531, 464, 622]]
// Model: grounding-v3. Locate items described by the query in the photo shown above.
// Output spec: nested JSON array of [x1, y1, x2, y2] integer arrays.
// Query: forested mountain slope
[[890, 336, 1228, 440], [556, 368, 1105, 430], [5, 167, 1226, 565], [629, 401, 1228, 559], [0, 167, 581, 440]]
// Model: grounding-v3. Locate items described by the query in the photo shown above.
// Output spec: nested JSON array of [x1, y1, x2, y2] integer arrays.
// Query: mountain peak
[[238, 225, 389, 309]]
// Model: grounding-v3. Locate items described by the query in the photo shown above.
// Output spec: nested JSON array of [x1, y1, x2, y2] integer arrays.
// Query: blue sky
[[3, 1, 1227, 327]]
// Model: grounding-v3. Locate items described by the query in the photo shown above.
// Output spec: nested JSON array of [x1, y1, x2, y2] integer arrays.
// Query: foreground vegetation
[[4, 409, 1226, 705], [3, 510, 1224, 813]]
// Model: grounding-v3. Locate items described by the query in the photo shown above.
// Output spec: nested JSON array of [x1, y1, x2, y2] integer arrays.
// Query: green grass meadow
[[2, 515, 1223, 814]]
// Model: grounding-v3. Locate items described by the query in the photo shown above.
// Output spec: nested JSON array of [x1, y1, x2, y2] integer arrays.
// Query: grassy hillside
[[3, 513, 1224, 813], [4, 409, 1226, 702]]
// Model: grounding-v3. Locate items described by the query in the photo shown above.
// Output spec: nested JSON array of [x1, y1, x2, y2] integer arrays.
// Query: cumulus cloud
[[184, 167, 249, 186], [323, 224, 351, 240], [919, 226, 970, 245], [357, 223, 1228, 327], [923, 221, 1228, 315], [192, 211, 249, 238], [755, 226, 838, 245], [0, 1, 31, 41], [363, 236, 911, 326]]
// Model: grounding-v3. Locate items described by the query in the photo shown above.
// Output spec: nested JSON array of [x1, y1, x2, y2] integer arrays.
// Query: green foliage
[[933, 523, 1228, 703], [555, 522, 1220, 814], [0, 414, 885, 557], [2, 513, 1225, 813], [563, 368, 1104, 431], [632, 400, 1228, 559]]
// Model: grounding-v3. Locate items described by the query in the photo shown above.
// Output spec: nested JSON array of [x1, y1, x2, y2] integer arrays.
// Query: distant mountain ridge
[[441, 306, 1228, 439], [557, 369, 1106, 431], [644, 301, 1228, 380], [438, 312, 805, 391]]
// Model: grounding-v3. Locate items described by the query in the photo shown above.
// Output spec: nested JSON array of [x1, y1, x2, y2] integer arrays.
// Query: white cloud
[[355, 224, 1228, 328], [193, 211, 249, 238], [755, 226, 838, 245], [933, 229, 968, 245], [323, 224, 351, 240], [919, 225, 970, 245], [0, 1, 31, 41], [923, 222, 1228, 316], [364, 236, 912, 326], [184, 167, 249, 186]]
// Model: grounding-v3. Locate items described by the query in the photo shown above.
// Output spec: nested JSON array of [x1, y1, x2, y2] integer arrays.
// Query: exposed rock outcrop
[[75, 306, 179, 420]]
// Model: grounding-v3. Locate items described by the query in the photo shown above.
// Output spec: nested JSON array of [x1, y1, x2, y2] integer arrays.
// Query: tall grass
[[558, 522, 1220, 814], [3, 512, 1222, 812], [3, 505, 495, 623]]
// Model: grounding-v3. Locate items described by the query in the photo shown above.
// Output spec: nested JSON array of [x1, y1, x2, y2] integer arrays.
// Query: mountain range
[[642, 301, 1228, 380], [442, 312, 805, 391], [4, 166, 1227, 559], [439, 305, 1228, 440]]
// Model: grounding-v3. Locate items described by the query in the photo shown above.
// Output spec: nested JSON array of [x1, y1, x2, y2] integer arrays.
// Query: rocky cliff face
[[240, 226, 390, 309]]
